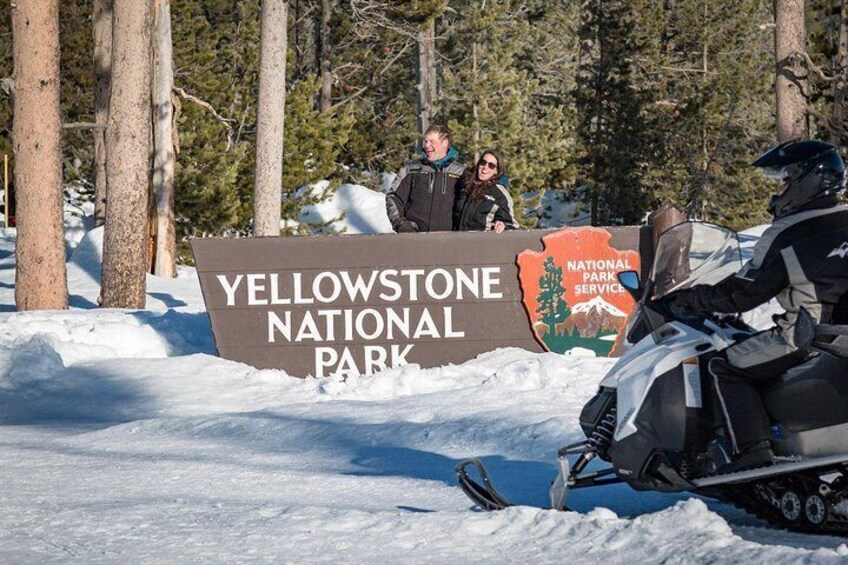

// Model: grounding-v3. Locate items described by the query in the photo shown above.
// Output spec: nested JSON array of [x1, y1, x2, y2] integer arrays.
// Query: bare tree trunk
[[318, 0, 333, 112], [254, 0, 288, 237], [11, 0, 68, 311], [471, 40, 480, 162], [774, 0, 809, 142], [834, 0, 847, 144], [93, 0, 113, 228], [253, 0, 288, 237], [101, 0, 153, 308], [416, 16, 436, 139], [152, 0, 176, 278]]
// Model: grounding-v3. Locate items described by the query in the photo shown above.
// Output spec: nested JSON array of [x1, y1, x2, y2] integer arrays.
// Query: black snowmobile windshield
[[650, 222, 743, 299]]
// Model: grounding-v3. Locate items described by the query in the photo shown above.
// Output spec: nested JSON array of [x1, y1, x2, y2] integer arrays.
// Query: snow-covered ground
[[2, 187, 847, 562]]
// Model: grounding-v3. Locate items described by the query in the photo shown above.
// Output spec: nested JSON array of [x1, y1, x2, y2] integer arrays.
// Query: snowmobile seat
[[763, 352, 848, 433]]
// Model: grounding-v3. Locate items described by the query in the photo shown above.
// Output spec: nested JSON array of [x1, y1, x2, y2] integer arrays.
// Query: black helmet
[[752, 139, 846, 219]]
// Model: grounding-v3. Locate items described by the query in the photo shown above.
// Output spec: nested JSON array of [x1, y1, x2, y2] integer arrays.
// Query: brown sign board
[[192, 227, 652, 378]]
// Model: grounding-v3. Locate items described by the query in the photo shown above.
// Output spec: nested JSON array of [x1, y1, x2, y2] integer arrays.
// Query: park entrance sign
[[193, 227, 650, 378]]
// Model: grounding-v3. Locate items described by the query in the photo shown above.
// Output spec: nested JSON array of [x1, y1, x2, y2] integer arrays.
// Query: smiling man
[[385, 124, 465, 233]]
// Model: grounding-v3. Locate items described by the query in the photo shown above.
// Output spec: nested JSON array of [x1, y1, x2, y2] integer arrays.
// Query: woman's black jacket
[[453, 181, 519, 231]]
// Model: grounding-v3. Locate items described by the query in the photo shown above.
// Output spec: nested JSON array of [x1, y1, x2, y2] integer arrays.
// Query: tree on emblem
[[536, 256, 570, 333]]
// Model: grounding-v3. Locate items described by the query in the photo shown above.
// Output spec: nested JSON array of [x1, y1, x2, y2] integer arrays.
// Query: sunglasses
[[479, 159, 498, 171]]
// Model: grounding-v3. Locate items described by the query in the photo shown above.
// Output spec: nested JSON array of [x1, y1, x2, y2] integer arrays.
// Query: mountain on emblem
[[517, 228, 640, 357]]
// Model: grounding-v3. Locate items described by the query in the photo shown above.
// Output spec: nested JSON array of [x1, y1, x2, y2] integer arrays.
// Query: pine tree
[[254, 0, 289, 237], [574, 0, 657, 226], [0, 7, 11, 163], [774, 0, 810, 142], [807, 0, 848, 145], [333, 0, 422, 179], [519, 2, 581, 225], [634, 0, 775, 229], [536, 256, 569, 333], [281, 77, 354, 234], [171, 0, 256, 256], [440, 0, 569, 227]]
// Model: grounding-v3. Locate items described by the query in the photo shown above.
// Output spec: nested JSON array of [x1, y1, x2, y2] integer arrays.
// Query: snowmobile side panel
[[773, 421, 848, 457], [610, 322, 716, 442], [607, 365, 708, 491]]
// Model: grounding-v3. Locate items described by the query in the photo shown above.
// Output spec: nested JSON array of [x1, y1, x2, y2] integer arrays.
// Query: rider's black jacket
[[678, 200, 848, 352]]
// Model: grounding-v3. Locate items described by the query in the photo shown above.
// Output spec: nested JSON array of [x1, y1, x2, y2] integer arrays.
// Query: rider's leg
[[708, 330, 809, 472]]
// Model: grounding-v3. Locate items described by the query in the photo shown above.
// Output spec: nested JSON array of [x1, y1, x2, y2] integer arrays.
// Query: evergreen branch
[[658, 66, 716, 75], [62, 122, 108, 130], [330, 40, 411, 111], [0, 77, 13, 103], [795, 51, 837, 82], [348, 1, 420, 41], [173, 86, 235, 151], [807, 106, 848, 139]]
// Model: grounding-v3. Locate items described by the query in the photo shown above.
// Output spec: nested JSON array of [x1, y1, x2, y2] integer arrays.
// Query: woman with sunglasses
[[453, 150, 518, 233]]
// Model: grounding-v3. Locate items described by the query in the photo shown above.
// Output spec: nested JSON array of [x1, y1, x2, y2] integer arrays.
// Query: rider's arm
[[686, 254, 789, 314]]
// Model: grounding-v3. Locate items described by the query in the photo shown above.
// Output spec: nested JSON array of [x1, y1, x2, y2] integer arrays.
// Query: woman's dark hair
[[463, 150, 505, 201]]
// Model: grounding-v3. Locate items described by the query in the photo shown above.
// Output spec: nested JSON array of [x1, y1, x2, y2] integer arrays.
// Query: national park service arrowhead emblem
[[517, 228, 640, 356]]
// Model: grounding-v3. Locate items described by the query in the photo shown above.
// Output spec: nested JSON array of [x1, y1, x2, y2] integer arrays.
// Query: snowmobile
[[457, 221, 848, 535]]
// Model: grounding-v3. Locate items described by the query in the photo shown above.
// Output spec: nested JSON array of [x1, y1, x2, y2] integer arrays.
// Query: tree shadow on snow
[[147, 292, 188, 309], [69, 294, 98, 309], [0, 364, 155, 425], [348, 448, 555, 507], [128, 310, 216, 355]]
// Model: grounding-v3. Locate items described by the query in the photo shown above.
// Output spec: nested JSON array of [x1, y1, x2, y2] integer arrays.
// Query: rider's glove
[[659, 289, 700, 319]]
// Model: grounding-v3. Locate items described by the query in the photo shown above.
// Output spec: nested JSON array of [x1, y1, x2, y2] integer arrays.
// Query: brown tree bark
[[318, 0, 333, 113], [253, 0, 288, 237], [416, 16, 436, 139], [101, 0, 153, 308], [774, 0, 809, 142], [152, 0, 177, 278], [11, 0, 69, 311], [93, 0, 113, 227]]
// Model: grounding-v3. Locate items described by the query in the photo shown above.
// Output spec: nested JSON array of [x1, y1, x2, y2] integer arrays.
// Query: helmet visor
[[761, 165, 791, 181]]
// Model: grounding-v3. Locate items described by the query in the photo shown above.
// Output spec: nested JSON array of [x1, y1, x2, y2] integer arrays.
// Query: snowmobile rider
[[385, 124, 466, 233], [660, 139, 848, 474]]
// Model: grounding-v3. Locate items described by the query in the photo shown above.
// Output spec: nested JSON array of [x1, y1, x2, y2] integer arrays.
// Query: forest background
[[0, 0, 845, 265]]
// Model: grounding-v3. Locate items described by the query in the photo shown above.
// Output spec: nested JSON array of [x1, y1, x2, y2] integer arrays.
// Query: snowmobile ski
[[456, 451, 622, 512], [693, 454, 848, 488], [455, 458, 514, 511]]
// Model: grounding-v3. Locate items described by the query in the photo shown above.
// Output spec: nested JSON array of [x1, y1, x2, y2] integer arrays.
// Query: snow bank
[[298, 181, 394, 234]]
